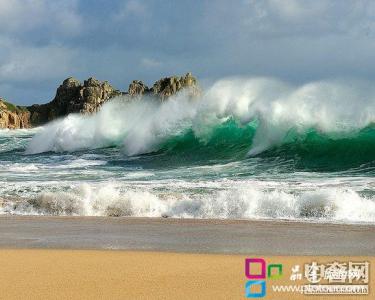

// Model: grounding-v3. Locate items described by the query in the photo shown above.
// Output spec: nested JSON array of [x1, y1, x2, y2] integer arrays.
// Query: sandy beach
[[0, 250, 372, 300], [0, 249, 243, 299], [0, 216, 373, 299]]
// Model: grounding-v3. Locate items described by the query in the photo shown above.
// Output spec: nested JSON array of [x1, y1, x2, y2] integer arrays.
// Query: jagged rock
[[28, 77, 121, 125], [0, 98, 30, 129], [52, 77, 82, 116], [127, 72, 200, 101], [151, 72, 199, 100], [1, 72, 200, 129], [128, 80, 150, 97], [27, 77, 82, 125], [77, 78, 121, 114]]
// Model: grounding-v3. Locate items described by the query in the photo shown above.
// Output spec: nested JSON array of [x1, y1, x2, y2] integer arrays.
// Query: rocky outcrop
[[28, 77, 121, 125], [128, 80, 150, 97], [150, 72, 199, 100], [2, 72, 199, 129], [0, 98, 31, 129], [127, 72, 199, 100], [76, 77, 121, 114]]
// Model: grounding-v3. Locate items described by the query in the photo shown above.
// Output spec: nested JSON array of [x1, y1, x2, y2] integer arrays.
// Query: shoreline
[[2, 214, 375, 226], [0, 215, 374, 255]]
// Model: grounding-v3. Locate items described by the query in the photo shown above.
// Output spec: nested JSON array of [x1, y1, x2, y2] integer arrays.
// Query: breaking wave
[[1, 183, 375, 223], [25, 77, 375, 172], [1, 77, 375, 223]]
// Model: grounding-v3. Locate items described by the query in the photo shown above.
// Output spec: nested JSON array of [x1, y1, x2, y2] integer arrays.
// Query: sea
[[1, 77, 374, 223]]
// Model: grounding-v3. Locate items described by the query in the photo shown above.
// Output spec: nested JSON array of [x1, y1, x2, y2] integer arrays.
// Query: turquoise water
[[1, 78, 375, 222]]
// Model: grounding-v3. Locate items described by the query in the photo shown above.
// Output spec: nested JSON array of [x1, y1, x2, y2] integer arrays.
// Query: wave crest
[[2, 183, 375, 223], [26, 78, 375, 166]]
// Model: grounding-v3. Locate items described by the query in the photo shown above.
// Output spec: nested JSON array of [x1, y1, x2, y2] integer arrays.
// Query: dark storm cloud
[[1, 0, 375, 105]]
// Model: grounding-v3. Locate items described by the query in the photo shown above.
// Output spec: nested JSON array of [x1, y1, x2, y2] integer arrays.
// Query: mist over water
[[1, 77, 375, 223], [27, 77, 375, 155]]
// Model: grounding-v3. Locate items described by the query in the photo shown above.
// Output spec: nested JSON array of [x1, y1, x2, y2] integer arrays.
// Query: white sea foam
[[3, 77, 375, 224], [0, 127, 40, 137], [1, 183, 374, 223], [7, 163, 39, 172], [26, 78, 375, 155]]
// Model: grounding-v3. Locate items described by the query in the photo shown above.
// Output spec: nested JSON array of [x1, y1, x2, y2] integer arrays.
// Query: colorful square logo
[[245, 258, 283, 298], [245, 258, 266, 279], [245, 280, 266, 298]]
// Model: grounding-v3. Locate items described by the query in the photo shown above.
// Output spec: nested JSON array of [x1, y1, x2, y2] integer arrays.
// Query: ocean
[[1, 77, 375, 223]]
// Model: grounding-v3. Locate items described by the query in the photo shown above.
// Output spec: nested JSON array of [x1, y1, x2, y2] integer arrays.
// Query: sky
[[2, 0, 375, 105]]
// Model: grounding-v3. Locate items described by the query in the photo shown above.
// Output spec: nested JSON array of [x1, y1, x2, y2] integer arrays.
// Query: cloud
[[0, 0, 83, 38], [241, 0, 375, 38], [141, 58, 162, 68], [266, 0, 329, 20], [0, 0, 45, 32], [0, 43, 78, 82], [2, 0, 375, 105], [115, 0, 150, 19]]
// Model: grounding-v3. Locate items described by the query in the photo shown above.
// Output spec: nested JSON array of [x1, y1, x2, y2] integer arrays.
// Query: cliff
[[0, 98, 31, 129], [1, 72, 199, 129], [28, 77, 121, 125]]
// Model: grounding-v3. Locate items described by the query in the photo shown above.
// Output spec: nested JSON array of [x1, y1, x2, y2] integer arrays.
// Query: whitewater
[[1, 77, 375, 223]]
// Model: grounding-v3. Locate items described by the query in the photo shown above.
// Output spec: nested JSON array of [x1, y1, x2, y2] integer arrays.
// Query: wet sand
[[0, 215, 374, 255]]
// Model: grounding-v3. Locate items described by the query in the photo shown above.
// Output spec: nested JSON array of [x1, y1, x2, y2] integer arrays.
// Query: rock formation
[[0, 98, 31, 129], [28, 77, 121, 125], [1, 72, 199, 129], [127, 72, 199, 100], [128, 80, 149, 97], [77, 77, 121, 114], [151, 72, 199, 100]]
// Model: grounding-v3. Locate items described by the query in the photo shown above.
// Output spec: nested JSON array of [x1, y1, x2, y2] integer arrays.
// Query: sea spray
[[26, 77, 375, 156], [2, 182, 375, 223], [1, 77, 374, 223]]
